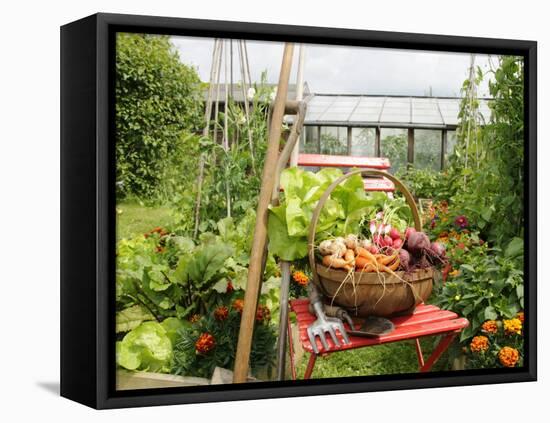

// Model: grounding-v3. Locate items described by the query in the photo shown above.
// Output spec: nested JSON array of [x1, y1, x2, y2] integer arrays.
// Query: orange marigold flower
[[503, 318, 522, 336], [499, 346, 520, 367], [470, 335, 489, 353], [255, 304, 271, 322], [292, 271, 309, 287], [232, 299, 244, 314], [214, 305, 229, 321], [481, 320, 498, 334], [189, 314, 201, 323], [516, 311, 524, 324], [449, 269, 460, 278], [195, 333, 215, 354]]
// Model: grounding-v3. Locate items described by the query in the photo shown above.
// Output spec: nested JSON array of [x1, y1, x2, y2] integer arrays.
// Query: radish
[[369, 245, 379, 254], [373, 234, 382, 246], [389, 228, 401, 240], [383, 235, 393, 247], [393, 238, 403, 249]]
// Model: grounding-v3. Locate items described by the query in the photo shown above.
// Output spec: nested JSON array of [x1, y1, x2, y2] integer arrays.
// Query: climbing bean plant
[[446, 56, 524, 247]]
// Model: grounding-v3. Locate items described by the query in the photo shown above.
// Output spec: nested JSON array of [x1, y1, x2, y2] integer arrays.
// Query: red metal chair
[[287, 299, 469, 379], [283, 153, 467, 379], [297, 153, 396, 193]]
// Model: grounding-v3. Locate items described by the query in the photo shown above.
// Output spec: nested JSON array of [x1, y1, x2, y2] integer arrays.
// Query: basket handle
[[307, 169, 422, 286]]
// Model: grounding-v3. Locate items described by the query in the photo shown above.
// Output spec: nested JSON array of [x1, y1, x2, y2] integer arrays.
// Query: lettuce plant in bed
[[116, 321, 173, 372]]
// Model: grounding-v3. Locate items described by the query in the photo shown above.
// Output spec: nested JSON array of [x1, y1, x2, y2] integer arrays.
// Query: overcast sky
[[171, 36, 498, 97]]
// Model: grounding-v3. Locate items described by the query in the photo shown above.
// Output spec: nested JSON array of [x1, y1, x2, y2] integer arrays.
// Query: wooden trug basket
[[307, 169, 433, 317]]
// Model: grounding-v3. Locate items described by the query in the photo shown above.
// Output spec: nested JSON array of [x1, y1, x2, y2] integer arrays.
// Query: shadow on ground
[[36, 381, 60, 396]]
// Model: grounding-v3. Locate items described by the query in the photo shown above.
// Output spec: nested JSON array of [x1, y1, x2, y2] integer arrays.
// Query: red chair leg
[[420, 332, 457, 372], [303, 353, 317, 379], [414, 338, 425, 368], [287, 313, 297, 381]]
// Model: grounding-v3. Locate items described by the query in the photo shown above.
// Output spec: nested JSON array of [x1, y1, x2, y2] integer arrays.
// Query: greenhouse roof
[[301, 94, 492, 129]]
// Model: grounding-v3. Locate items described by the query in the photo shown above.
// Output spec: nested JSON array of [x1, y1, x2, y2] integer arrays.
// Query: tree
[[115, 33, 204, 199]]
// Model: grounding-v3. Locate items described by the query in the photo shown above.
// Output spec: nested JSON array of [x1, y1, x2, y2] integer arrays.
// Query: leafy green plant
[[173, 242, 234, 318], [445, 56, 524, 246], [115, 33, 203, 200], [116, 321, 174, 372], [381, 133, 407, 173], [434, 237, 524, 341], [173, 74, 275, 235], [116, 211, 281, 322], [396, 168, 452, 201]]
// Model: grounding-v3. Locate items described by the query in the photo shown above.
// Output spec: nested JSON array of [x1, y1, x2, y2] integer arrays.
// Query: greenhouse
[[298, 94, 492, 171]]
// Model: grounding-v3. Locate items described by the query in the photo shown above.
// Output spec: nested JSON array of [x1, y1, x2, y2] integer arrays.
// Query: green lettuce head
[[116, 321, 173, 372]]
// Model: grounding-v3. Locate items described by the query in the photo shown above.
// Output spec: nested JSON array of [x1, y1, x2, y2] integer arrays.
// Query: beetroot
[[430, 241, 446, 258], [405, 227, 416, 239], [399, 249, 411, 270], [407, 231, 431, 256], [389, 228, 401, 240]]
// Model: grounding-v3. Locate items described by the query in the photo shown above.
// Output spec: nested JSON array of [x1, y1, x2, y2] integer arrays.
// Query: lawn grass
[[116, 201, 175, 240]]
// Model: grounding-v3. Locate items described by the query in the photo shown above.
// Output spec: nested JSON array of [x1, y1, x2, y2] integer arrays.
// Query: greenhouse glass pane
[[351, 128, 375, 157], [380, 128, 407, 173], [320, 126, 348, 155], [444, 130, 458, 167], [300, 126, 320, 153], [437, 99, 461, 126], [414, 129, 442, 171]]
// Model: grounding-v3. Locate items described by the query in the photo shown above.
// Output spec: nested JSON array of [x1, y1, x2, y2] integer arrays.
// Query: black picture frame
[[60, 12, 537, 409]]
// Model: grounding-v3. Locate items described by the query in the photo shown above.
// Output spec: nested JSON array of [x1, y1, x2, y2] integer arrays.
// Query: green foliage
[[173, 242, 234, 318], [172, 307, 277, 378], [434, 238, 524, 342], [381, 133, 407, 173], [414, 130, 442, 171], [115, 33, 203, 200], [445, 56, 524, 246], [396, 167, 449, 200], [116, 210, 281, 325], [116, 321, 173, 372], [116, 304, 155, 333], [320, 130, 347, 155], [116, 233, 182, 320], [171, 75, 275, 234]]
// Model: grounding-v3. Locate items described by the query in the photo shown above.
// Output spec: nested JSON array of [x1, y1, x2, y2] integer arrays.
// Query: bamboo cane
[[233, 43, 295, 383]]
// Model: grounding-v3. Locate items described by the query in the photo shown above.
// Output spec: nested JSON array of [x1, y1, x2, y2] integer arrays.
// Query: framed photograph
[[61, 13, 537, 409]]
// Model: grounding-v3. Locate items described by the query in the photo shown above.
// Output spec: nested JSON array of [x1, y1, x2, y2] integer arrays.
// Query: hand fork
[[307, 284, 350, 354]]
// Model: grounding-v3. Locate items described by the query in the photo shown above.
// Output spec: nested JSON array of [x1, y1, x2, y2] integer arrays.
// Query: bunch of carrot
[[319, 235, 400, 273]]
